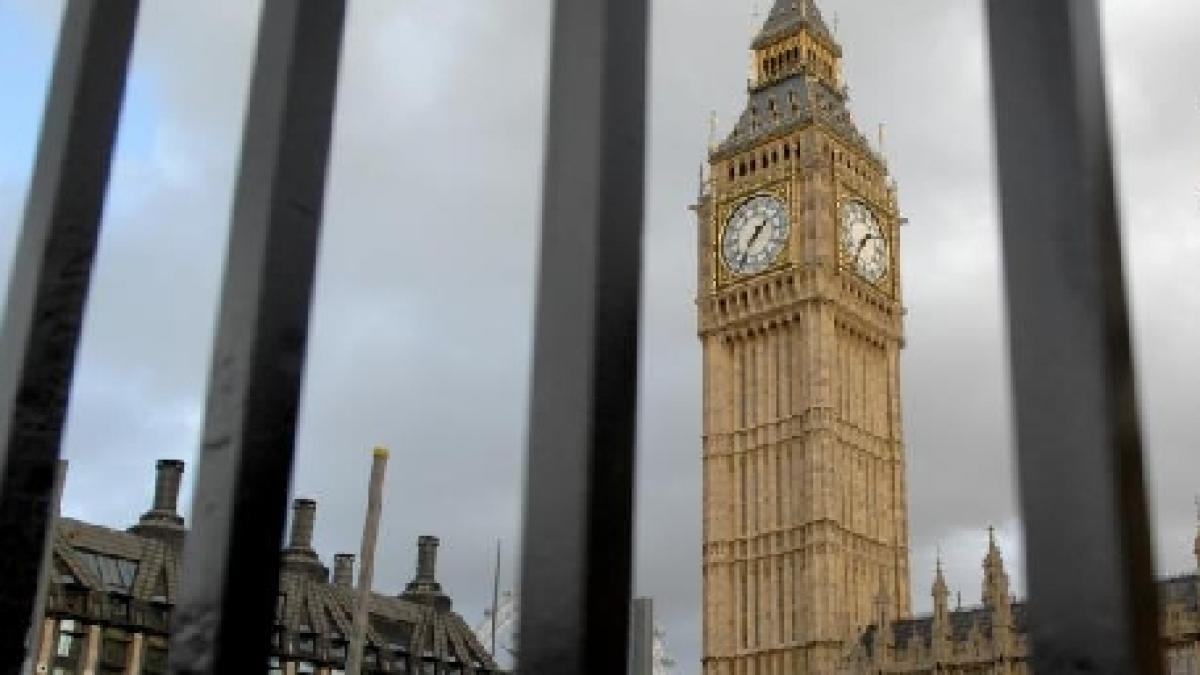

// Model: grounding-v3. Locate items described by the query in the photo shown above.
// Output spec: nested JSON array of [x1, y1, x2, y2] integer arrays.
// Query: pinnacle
[[933, 546, 948, 590], [985, 526, 1005, 567], [1193, 496, 1200, 568], [933, 565, 948, 597]]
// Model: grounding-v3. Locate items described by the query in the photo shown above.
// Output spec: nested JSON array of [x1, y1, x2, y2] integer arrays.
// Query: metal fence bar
[[0, 1, 139, 670], [516, 0, 650, 672], [167, 3, 346, 673], [985, 2, 1161, 672]]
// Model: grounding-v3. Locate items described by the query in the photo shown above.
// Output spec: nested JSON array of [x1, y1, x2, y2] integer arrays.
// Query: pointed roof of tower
[[933, 552, 949, 596], [984, 526, 1003, 568], [713, 0, 877, 162], [752, 0, 838, 51]]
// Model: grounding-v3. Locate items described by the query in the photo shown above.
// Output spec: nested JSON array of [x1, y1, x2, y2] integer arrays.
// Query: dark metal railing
[[515, 1, 649, 671], [166, 2, 347, 673], [0, 0, 140, 668], [0, 1, 1162, 674], [985, 2, 1161, 672]]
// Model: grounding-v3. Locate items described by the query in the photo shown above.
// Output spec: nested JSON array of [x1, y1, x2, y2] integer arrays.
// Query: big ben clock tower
[[697, 2, 911, 673]]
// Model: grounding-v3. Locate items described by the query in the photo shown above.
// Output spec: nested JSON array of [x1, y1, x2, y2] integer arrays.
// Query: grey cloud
[[1, 1, 1197, 672]]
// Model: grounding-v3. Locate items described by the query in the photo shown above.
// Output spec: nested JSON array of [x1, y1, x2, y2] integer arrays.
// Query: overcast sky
[[1, 1, 1197, 671]]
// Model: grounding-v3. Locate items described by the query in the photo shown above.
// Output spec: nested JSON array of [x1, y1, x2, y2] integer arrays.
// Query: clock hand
[[748, 221, 767, 245], [854, 233, 875, 260], [737, 220, 769, 268], [745, 221, 768, 254]]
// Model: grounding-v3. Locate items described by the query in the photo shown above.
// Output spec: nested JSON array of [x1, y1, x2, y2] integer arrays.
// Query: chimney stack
[[151, 459, 184, 516], [416, 536, 439, 583], [130, 460, 187, 546], [288, 498, 318, 551], [402, 535, 450, 610], [333, 554, 355, 587], [281, 498, 327, 581]]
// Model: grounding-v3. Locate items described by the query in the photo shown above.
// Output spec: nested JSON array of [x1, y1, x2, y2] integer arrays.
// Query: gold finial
[[373, 446, 390, 459]]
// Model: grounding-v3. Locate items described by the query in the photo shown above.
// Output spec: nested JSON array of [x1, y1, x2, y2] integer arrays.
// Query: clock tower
[[696, 2, 910, 673]]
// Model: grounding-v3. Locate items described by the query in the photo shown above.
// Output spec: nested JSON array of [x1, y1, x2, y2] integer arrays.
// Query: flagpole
[[346, 447, 389, 675]]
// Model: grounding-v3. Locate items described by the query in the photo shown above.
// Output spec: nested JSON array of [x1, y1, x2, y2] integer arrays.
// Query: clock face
[[721, 195, 790, 276], [840, 199, 889, 284]]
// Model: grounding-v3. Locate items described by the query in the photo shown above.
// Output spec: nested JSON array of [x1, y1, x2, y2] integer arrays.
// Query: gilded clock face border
[[835, 186, 896, 293], [712, 181, 792, 289]]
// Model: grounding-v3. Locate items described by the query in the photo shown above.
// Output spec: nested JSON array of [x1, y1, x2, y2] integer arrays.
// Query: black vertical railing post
[[167, 3, 346, 673], [985, 2, 1161, 672], [0, 1, 139, 671], [516, 0, 650, 673]]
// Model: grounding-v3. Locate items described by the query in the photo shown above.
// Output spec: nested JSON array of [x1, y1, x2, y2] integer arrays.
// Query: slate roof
[[877, 606, 998, 653], [46, 517, 500, 672], [712, 74, 873, 160], [862, 577, 1194, 657], [1161, 573, 1200, 612]]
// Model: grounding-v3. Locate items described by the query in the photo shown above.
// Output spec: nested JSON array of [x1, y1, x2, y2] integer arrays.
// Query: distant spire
[[931, 553, 951, 651], [932, 551, 949, 618], [982, 527, 1013, 627], [1193, 496, 1200, 570]]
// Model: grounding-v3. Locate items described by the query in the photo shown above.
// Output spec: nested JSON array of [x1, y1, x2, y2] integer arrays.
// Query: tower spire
[[752, 0, 837, 50]]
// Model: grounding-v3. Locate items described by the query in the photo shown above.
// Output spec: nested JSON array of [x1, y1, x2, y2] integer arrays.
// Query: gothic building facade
[[841, 529, 1200, 674], [694, 1, 1200, 673], [29, 460, 499, 675]]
